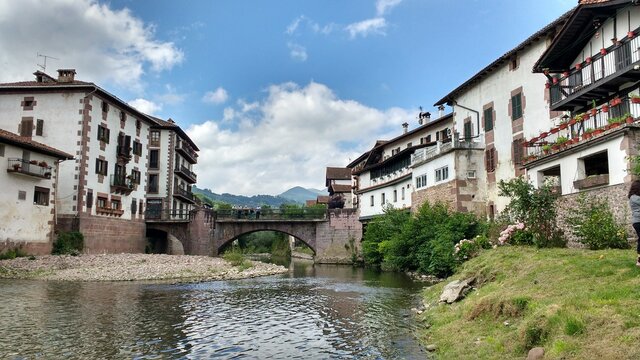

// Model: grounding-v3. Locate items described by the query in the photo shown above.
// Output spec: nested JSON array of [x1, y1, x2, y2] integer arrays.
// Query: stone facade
[[57, 214, 146, 253], [412, 180, 456, 212]]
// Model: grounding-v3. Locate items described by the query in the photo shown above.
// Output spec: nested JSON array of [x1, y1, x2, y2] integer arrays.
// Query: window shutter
[[95, 159, 100, 174], [36, 119, 44, 136], [131, 198, 137, 214], [87, 190, 93, 208], [103, 161, 108, 175], [513, 139, 523, 166]]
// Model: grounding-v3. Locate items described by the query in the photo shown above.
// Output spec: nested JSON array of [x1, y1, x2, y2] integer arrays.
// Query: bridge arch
[[218, 229, 316, 255], [213, 220, 318, 254]]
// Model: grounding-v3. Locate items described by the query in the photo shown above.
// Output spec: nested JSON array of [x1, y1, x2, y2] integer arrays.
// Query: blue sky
[[0, 0, 575, 195]]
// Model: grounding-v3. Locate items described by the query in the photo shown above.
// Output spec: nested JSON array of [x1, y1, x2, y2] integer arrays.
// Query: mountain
[[192, 186, 297, 207], [279, 186, 327, 203]]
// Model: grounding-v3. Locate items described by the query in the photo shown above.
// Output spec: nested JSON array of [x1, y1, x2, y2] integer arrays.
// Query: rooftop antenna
[[37, 53, 59, 72]]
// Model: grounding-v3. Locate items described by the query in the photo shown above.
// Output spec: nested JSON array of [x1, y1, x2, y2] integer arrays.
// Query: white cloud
[[286, 15, 335, 36], [0, 0, 183, 90], [376, 0, 402, 16], [187, 81, 411, 195], [128, 98, 162, 115], [157, 84, 186, 105], [288, 42, 308, 62], [286, 16, 303, 35], [202, 87, 229, 105], [345, 18, 387, 39]]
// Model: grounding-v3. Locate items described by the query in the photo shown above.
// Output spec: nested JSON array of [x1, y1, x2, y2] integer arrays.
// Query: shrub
[[0, 247, 28, 260], [52, 231, 84, 255], [222, 249, 245, 266], [565, 195, 629, 250], [362, 205, 410, 266]]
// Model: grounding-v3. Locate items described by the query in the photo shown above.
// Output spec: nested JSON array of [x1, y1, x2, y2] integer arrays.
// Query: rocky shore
[[0, 253, 288, 282]]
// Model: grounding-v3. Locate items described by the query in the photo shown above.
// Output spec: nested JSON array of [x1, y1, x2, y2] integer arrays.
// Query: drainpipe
[[451, 100, 481, 139]]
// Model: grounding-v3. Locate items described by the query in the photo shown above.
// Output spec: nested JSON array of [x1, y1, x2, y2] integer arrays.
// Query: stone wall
[[0, 240, 51, 255], [411, 180, 456, 213], [57, 214, 146, 254], [556, 183, 635, 248], [185, 209, 214, 256], [314, 208, 362, 264]]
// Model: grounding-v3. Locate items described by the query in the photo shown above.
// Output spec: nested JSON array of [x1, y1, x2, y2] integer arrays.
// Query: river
[[0, 258, 428, 359]]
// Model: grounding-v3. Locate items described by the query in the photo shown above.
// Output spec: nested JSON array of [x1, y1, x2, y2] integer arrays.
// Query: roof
[[0, 129, 73, 159], [316, 195, 330, 204], [325, 167, 351, 186], [329, 184, 352, 193], [147, 115, 200, 151], [533, 0, 628, 72], [434, 8, 574, 106]]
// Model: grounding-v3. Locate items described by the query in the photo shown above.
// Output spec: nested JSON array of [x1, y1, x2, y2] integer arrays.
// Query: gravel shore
[[0, 253, 288, 282]]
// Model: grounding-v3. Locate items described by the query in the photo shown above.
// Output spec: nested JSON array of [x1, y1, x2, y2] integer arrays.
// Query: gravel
[[0, 253, 288, 282]]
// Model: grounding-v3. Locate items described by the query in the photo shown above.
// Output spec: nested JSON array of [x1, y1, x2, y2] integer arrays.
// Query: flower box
[[632, 97, 640, 104], [586, 57, 592, 64], [600, 48, 608, 55], [573, 174, 609, 190]]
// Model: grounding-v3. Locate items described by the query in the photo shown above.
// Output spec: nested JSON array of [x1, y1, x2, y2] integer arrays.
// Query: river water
[[0, 259, 428, 359]]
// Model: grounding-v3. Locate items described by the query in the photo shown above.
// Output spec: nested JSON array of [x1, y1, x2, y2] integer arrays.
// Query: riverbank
[[419, 247, 640, 359], [0, 253, 288, 282]]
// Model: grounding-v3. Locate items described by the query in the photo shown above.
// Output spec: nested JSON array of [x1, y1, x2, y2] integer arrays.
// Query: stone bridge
[[146, 208, 363, 263]]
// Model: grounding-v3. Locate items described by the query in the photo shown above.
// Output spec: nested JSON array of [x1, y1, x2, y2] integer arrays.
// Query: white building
[[145, 117, 199, 221], [325, 167, 354, 208], [433, 10, 572, 216], [0, 129, 73, 254], [0, 69, 155, 253]]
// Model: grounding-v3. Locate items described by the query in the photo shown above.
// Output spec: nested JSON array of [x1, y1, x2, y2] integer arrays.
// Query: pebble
[[0, 253, 288, 282]]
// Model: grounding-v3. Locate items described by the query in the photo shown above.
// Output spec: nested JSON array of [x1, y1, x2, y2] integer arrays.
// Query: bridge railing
[[214, 208, 327, 220]]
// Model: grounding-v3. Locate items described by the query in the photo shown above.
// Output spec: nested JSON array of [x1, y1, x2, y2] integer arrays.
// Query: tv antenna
[[37, 53, 59, 72]]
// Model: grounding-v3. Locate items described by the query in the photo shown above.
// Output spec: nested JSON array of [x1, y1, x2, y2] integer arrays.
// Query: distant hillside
[[279, 186, 327, 203], [192, 186, 297, 207]]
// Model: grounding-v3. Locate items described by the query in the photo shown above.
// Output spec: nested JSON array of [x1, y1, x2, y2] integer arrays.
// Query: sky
[[0, 0, 575, 195]]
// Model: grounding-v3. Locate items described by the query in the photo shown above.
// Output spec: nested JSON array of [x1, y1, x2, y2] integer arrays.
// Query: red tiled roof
[[579, 0, 612, 4], [0, 80, 93, 87], [0, 129, 73, 159], [316, 195, 330, 204], [326, 167, 351, 180], [329, 184, 352, 193]]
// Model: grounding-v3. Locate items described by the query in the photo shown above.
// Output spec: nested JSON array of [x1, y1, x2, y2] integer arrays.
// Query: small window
[[583, 151, 609, 176], [111, 199, 121, 210], [150, 130, 161, 147], [97, 196, 107, 209], [120, 111, 126, 123], [435, 166, 449, 182], [102, 101, 109, 113], [131, 169, 141, 184], [36, 119, 44, 136], [401, 187, 405, 200], [20, 118, 33, 137], [370, 195, 374, 207], [511, 93, 523, 120], [34, 186, 49, 206], [484, 107, 494, 132], [95, 159, 108, 175], [133, 141, 142, 156], [97, 125, 110, 143], [393, 189, 397, 202], [381, 193, 386, 204], [131, 198, 137, 214], [18, 190, 26, 200], [406, 142, 412, 148], [486, 148, 496, 172], [24, 99, 34, 108], [136, 119, 141, 130], [416, 174, 427, 188], [149, 149, 159, 169], [467, 170, 477, 179]]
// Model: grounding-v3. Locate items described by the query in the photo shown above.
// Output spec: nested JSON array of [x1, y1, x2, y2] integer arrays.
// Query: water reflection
[[0, 259, 427, 359]]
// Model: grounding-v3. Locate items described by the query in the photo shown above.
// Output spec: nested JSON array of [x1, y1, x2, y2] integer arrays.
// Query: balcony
[[116, 145, 132, 162], [173, 185, 196, 204], [549, 35, 640, 111], [145, 208, 192, 222], [176, 140, 198, 164], [110, 174, 134, 195], [523, 96, 640, 165], [411, 138, 483, 166], [174, 164, 197, 183], [7, 158, 52, 179]]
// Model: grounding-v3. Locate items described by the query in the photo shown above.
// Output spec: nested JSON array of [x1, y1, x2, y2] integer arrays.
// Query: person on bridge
[[256, 206, 261, 219]]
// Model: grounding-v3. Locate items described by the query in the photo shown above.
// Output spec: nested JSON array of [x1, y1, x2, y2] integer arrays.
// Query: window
[[467, 170, 477, 179], [111, 199, 121, 210], [23, 99, 34, 109], [120, 111, 126, 123], [150, 130, 160, 147], [0, 144, 4, 157], [406, 142, 412, 148], [95, 159, 108, 175], [18, 190, 26, 200], [511, 93, 523, 120], [87, 189, 93, 208], [370, 195, 374, 207], [484, 107, 494, 132], [97, 196, 107, 209], [381, 193, 386, 204], [435, 166, 449, 182], [513, 139, 524, 166], [393, 189, 397, 202], [131, 198, 137, 214], [401, 187, 405, 200], [136, 119, 141, 130], [149, 149, 159, 169], [20, 118, 33, 137], [34, 186, 49, 206], [36, 119, 44, 136], [97, 125, 110, 143], [101, 101, 109, 113], [133, 141, 142, 156], [131, 169, 141, 184], [583, 151, 609, 177], [486, 148, 496, 172], [416, 174, 427, 188], [148, 174, 159, 193], [463, 121, 472, 139]]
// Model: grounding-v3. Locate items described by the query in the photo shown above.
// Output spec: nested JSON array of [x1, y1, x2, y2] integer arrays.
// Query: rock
[[527, 347, 545, 360], [425, 344, 437, 352], [439, 278, 475, 304], [503, 321, 510, 326]]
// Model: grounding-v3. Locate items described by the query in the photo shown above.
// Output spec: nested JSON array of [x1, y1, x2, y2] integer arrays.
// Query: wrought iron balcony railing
[[173, 185, 196, 203], [7, 158, 52, 179], [174, 164, 197, 183]]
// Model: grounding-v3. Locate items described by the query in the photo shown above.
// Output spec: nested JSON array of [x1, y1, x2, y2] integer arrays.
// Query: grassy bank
[[419, 247, 640, 359]]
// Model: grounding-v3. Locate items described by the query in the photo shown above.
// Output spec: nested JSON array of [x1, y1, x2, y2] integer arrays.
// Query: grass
[[420, 246, 640, 360], [222, 250, 254, 271]]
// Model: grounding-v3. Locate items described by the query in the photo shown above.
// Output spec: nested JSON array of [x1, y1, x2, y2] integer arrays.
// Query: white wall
[[358, 177, 412, 218], [412, 152, 455, 190], [0, 144, 59, 243], [381, 121, 450, 160]]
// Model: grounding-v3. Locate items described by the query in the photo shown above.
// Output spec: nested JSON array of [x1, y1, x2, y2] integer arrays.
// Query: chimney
[[402, 122, 409, 134], [57, 69, 76, 83], [438, 105, 445, 118]]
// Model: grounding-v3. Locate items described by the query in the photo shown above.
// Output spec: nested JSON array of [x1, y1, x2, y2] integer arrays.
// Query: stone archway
[[217, 229, 317, 255], [213, 220, 318, 255]]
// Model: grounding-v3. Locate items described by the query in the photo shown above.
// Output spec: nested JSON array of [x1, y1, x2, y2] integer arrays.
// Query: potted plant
[[631, 94, 640, 104], [629, 31, 635, 39], [602, 104, 610, 113], [610, 97, 622, 107], [607, 116, 622, 129], [542, 144, 552, 154], [593, 127, 605, 136], [576, 62, 583, 70], [12, 163, 21, 171], [583, 128, 594, 140], [545, 82, 551, 89], [600, 48, 608, 55], [559, 118, 569, 130], [625, 113, 634, 124], [556, 136, 569, 149], [38, 161, 48, 167], [586, 56, 593, 64]]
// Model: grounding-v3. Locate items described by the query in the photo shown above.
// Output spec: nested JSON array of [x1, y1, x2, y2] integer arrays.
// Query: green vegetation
[[237, 231, 292, 256], [565, 195, 629, 250], [420, 247, 640, 359], [362, 203, 484, 277], [52, 231, 84, 255], [0, 247, 28, 260], [222, 248, 253, 270]]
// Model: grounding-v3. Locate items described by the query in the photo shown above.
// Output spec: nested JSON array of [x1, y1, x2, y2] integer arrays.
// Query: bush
[[222, 249, 245, 266], [52, 231, 84, 255], [565, 195, 629, 250], [0, 247, 28, 260]]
